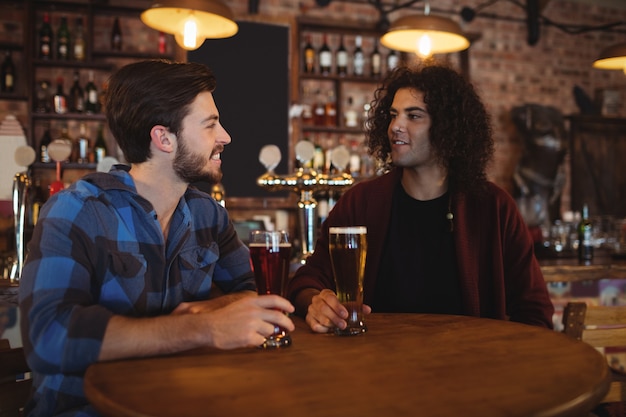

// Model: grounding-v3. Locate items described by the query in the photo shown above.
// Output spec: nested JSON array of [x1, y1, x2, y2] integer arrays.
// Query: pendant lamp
[[380, 3, 469, 57], [140, 0, 238, 51], [593, 42, 626, 75]]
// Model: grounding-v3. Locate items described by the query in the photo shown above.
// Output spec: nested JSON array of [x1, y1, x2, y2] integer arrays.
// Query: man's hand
[[305, 289, 371, 333]]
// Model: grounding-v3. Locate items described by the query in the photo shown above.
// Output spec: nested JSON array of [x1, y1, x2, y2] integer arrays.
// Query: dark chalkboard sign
[[188, 21, 290, 198]]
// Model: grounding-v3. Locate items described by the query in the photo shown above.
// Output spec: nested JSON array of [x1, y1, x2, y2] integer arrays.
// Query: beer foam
[[329, 226, 367, 234]]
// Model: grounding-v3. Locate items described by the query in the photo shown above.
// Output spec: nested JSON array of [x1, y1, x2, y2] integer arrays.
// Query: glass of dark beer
[[249, 230, 292, 348], [329, 226, 367, 336]]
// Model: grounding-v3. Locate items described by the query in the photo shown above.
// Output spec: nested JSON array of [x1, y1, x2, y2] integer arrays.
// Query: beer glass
[[329, 226, 367, 336], [249, 230, 292, 348]]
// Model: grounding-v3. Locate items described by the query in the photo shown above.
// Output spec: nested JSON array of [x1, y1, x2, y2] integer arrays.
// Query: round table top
[[84, 313, 610, 417]]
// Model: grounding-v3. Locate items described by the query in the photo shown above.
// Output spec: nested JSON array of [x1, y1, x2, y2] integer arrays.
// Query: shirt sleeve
[[19, 191, 113, 375]]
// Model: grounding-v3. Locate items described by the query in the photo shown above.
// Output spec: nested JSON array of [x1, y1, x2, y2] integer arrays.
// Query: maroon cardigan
[[287, 168, 554, 328]]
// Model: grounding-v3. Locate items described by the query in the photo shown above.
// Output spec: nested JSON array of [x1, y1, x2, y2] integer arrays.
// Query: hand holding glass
[[249, 230, 292, 348], [329, 226, 367, 336]]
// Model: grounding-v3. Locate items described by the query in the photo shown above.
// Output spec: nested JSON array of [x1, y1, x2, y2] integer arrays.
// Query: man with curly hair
[[287, 63, 553, 333]]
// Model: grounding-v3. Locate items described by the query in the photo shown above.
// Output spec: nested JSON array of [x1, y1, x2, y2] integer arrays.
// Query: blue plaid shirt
[[19, 166, 255, 416]]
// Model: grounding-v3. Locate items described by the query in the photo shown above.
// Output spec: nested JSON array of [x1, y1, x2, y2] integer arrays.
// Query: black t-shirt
[[372, 183, 462, 314]]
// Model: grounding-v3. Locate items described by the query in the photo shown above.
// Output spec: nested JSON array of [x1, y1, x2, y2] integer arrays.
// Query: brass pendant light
[[593, 42, 626, 75], [141, 0, 238, 51], [380, 2, 469, 57]]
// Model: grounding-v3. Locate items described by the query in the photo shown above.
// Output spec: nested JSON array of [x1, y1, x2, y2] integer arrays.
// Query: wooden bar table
[[84, 313, 610, 417]]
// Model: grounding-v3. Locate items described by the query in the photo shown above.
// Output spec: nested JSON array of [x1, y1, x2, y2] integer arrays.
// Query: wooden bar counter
[[539, 253, 626, 283], [84, 313, 610, 417]]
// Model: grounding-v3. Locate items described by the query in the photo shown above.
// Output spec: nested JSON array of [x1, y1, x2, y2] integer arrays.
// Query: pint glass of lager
[[329, 226, 367, 336]]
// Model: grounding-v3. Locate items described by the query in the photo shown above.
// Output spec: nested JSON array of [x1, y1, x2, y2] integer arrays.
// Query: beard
[[172, 134, 224, 185]]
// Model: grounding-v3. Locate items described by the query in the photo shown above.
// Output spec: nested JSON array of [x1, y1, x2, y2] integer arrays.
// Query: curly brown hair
[[366, 63, 494, 192]]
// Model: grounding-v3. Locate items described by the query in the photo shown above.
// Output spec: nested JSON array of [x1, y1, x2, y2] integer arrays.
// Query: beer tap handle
[[259, 144, 282, 173]]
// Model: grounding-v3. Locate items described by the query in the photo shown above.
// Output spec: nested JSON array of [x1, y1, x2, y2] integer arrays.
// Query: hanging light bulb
[[417, 33, 432, 57], [174, 15, 205, 50]]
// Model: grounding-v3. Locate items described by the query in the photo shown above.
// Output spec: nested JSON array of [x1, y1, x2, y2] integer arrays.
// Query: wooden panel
[[568, 115, 626, 217]]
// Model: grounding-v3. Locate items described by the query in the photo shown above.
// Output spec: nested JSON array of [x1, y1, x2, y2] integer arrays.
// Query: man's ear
[[150, 125, 175, 153]]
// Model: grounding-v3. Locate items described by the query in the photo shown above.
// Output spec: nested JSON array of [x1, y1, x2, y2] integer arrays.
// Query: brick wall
[[1, 0, 625, 216]]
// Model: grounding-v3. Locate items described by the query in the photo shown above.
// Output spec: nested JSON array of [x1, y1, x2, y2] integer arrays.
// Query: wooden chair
[[0, 339, 32, 417], [562, 302, 626, 410]]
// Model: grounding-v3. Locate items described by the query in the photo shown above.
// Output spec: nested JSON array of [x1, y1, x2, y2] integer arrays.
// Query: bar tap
[[257, 140, 354, 262], [10, 145, 36, 281]]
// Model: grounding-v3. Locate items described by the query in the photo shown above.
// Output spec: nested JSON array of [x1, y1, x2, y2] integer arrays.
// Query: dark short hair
[[366, 63, 494, 192], [105, 60, 217, 163]]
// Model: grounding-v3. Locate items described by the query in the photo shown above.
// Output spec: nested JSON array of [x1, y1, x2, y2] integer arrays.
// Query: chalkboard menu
[[189, 22, 290, 198]]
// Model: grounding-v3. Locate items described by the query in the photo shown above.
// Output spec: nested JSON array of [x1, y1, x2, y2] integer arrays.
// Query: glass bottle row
[[301, 32, 399, 78]]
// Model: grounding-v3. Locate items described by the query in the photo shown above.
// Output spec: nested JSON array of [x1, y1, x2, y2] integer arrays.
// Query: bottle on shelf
[[387, 49, 399, 72], [312, 89, 326, 126], [73, 17, 86, 61], [76, 123, 90, 164], [1, 50, 15, 93], [34, 80, 51, 113], [111, 17, 122, 51], [353, 36, 365, 77], [69, 71, 84, 113], [577, 204, 594, 263], [312, 134, 325, 172], [94, 123, 108, 163], [371, 40, 381, 78], [52, 77, 68, 114], [85, 71, 99, 114], [300, 85, 313, 125], [57, 125, 73, 163], [303, 34, 315, 73], [56, 16, 70, 60], [39, 127, 52, 163], [38, 12, 53, 60], [158, 31, 166, 54], [28, 178, 45, 227], [324, 90, 337, 127], [343, 96, 359, 128], [336, 35, 348, 76], [318, 34, 332, 76]]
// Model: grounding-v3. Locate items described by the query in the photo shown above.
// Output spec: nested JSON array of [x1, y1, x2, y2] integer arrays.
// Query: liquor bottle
[[312, 136, 325, 172], [158, 32, 166, 54], [35, 80, 51, 113], [28, 178, 45, 226], [312, 89, 326, 126], [94, 123, 107, 163], [318, 34, 332, 76], [353, 36, 365, 76], [577, 204, 594, 263], [39, 127, 52, 163], [73, 17, 86, 61], [371, 40, 382, 77], [56, 16, 70, 60], [76, 123, 90, 163], [1, 51, 15, 93], [324, 90, 337, 127], [387, 49, 399, 72], [38, 12, 53, 60], [303, 34, 315, 73], [85, 71, 99, 114], [343, 96, 359, 128], [111, 17, 122, 51], [335, 35, 348, 76], [69, 71, 84, 113], [52, 77, 68, 114], [57, 125, 73, 163]]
